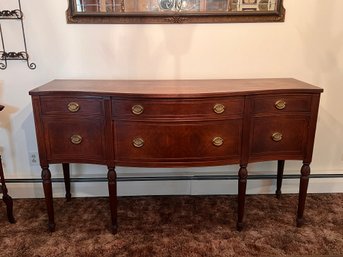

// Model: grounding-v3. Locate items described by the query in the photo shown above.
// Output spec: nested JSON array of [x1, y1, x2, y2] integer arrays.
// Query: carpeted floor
[[0, 194, 342, 257]]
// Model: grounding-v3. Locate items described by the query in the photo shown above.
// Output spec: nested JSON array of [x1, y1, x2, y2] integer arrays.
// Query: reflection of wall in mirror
[[124, 0, 229, 12], [75, 0, 120, 12], [231, 0, 276, 11], [75, 0, 232, 13], [74, 0, 276, 13], [125, 0, 163, 12], [202, 0, 230, 12], [76, 0, 174, 13], [158, 0, 230, 12]]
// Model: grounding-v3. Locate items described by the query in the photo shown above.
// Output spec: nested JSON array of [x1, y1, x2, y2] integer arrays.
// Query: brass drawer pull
[[212, 137, 224, 147], [272, 132, 283, 142], [132, 105, 144, 115], [67, 102, 80, 112], [133, 137, 144, 148], [70, 135, 82, 145], [213, 104, 225, 114], [275, 100, 286, 110]]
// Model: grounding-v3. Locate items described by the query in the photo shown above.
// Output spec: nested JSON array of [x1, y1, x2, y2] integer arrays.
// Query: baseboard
[[5, 173, 343, 198]]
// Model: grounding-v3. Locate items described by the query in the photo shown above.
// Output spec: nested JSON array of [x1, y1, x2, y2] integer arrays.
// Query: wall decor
[[0, 0, 36, 70], [66, 0, 285, 24]]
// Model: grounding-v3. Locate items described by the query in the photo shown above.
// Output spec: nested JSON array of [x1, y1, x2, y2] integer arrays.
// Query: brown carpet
[[0, 194, 342, 257]]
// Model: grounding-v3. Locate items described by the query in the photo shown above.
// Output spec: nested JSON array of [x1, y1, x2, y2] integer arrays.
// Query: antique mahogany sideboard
[[29, 79, 323, 233]]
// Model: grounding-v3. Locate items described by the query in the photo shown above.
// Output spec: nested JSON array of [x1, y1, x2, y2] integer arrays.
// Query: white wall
[[1, 0, 342, 198]]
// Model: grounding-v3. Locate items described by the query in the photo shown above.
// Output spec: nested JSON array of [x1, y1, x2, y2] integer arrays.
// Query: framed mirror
[[66, 0, 285, 24]]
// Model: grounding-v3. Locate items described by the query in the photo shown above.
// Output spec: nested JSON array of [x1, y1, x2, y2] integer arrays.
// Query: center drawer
[[114, 120, 242, 163], [112, 97, 244, 119]]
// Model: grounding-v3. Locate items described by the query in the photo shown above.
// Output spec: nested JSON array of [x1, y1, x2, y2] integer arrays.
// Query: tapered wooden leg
[[276, 160, 285, 199], [107, 167, 117, 234], [297, 163, 310, 227], [62, 163, 71, 201], [42, 166, 55, 232], [2, 189, 15, 223], [237, 165, 248, 231], [0, 155, 15, 223]]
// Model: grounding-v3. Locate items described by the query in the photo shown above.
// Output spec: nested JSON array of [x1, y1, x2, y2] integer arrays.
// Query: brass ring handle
[[275, 100, 286, 110], [67, 102, 80, 112], [212, 137, 224, 147], [70, 135, 82, 145], [133, 137, 144, 148], [272, 132, 283, 142], [132, 105, 144, 115], [213, 104, 225, 114]]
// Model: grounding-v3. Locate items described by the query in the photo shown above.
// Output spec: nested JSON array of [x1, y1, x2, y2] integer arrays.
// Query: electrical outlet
[[29, 152, 39, 166]]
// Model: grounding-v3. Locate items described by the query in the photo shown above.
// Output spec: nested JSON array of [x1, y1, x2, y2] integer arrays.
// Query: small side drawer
[[112, 97, 244, 119], [251, 94, 312, 114], [40, 96, 104, 116], [43, 118, 106, 161], [250, 116, 309, 157]]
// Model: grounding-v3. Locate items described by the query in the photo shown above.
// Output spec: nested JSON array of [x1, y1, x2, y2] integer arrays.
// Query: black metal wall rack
[[0, 0, 36, 70]]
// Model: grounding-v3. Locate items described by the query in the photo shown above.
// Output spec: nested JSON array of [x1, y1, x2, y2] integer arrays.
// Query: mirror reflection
[[74, 0, 278, 14]]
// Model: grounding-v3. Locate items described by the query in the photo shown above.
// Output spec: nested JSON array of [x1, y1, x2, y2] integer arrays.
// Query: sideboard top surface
[[29, 78, 323, 98]]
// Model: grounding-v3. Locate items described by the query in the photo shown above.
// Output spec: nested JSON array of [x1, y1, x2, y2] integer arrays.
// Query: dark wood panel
[[115, 120, 242, 163], [249, 116, 309, 158], [112, 97, 244, 120], [40, 96, 104, 116], [43, 118, 106, 162], [251, 94, 312, 114], [29, 79, 323, 98]]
